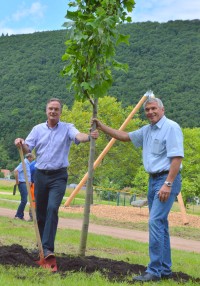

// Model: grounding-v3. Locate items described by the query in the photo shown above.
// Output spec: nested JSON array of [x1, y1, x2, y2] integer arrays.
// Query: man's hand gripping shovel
[[18, 146, 57, 272]]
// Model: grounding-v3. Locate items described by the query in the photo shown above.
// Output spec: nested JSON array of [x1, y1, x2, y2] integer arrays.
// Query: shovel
[[18, 146, 57, 272]]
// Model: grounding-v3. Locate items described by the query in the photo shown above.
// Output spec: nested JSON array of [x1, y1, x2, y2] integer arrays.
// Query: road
[[0, 207, 200, 253]]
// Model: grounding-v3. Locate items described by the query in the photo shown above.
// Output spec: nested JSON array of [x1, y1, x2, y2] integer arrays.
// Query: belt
[[149, 170, 169, 178], [38, 168, 67, 175]]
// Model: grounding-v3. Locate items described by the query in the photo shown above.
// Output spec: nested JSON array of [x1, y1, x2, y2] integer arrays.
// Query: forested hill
[[0, 20, 200, 168]]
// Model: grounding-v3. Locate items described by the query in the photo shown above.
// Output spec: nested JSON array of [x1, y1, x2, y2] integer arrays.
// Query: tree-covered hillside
[[0, 20, 199, 168]]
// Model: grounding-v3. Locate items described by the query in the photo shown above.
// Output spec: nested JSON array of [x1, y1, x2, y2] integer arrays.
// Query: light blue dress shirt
[[128, 116, 184, 173], [25, 121, 80, 170], [15, 158, 31, 182]]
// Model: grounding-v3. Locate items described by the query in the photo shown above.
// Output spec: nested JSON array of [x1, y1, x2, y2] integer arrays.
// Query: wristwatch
[[164, 181, 173, 187]]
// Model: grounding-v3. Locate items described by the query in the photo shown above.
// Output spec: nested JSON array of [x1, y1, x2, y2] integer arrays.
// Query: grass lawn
[[0, 179, 200, 285]]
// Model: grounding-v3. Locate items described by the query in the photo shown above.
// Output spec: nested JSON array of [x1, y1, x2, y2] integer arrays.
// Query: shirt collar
[[151, 115, 166, 129], [46, 120, 60, 129]]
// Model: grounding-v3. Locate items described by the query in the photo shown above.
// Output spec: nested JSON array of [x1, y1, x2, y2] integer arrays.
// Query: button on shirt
[[128, 116, 184, 173], [25, 121, 80, 170], [15, 158, 31, 182]]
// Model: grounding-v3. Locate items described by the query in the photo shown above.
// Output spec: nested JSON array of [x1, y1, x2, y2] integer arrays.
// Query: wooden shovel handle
[[18, 146, 44, 260]]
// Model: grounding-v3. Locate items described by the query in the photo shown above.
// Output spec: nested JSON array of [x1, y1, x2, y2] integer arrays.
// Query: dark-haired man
[[15, 98, 98, 259]]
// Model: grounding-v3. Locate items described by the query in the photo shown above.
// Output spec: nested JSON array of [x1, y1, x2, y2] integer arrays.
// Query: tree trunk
[[78, 98, 98, 256]]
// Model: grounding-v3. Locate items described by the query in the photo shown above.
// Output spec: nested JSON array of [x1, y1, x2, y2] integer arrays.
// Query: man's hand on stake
[[90, 129, 99, 140]]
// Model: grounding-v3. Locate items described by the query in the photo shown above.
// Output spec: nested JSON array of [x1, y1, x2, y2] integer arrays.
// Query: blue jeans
[[146, 173, 181, 277], [34, 168, 68, 252], [15, 182, 28, 219]]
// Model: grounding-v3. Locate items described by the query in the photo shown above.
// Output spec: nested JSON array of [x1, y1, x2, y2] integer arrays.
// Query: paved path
[[1, 207, 200, 253]]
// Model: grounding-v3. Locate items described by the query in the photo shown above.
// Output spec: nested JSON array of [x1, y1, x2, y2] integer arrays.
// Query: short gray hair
[[25, 153, 34, 159], [143, 97, 164, 109], [47, 98, 63, 109]]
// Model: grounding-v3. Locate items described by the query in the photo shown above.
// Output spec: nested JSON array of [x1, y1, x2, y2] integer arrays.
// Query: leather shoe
[[44, 249, 55, 259], [133, 272, 160, 282], [161, 273, 172, 279]]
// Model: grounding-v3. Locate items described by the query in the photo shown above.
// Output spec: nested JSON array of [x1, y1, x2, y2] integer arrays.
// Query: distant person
[[14, 98, 99, 259], [28, 160, 36, 222], [14, 153, 34, 220], [92, 97, 184, 282]]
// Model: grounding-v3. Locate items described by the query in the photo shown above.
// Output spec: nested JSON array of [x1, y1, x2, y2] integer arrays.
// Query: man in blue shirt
[[14, 98, 98, 260], [14, 153, 34, 220], [92, 97, 184, 282]]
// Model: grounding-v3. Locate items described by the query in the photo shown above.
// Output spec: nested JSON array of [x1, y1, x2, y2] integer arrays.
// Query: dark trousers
[[15, 182, 28, 219], [34, 168, 68, 252]]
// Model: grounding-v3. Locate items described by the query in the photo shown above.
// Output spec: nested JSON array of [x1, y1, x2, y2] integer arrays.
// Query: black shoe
[[161, 273, 172, 279], [44, 249, 55, 259], [133, 272, 160, 282]]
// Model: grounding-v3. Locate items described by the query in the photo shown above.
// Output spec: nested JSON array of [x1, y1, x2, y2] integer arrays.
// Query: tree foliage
[[0, 20, 199, 168], [62, 0, 134, 101], [61, 96, 144, 187], [181, 128, 200, 202]]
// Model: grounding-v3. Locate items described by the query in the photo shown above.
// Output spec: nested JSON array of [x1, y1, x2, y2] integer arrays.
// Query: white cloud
[[133, 0, 200, 22], [12, 2, 46, 22], [0, 27, 36, 36], [0, 2, 47, 35]]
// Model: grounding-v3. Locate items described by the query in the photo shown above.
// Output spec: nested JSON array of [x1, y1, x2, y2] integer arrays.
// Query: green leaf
[[126, 16, 132, 23], [80, 82, 90, 90], [62, 21, 74, 29], [116, 34, 130, 45], [112, 60, 129, 72], [66, 10, 79, 21]]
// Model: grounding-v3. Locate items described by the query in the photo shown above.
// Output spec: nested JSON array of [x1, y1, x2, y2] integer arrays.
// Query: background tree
[[61, 96, 144, 187], [62, 0, 135, 256], [181, 128, 200, 203], [131, 166, 149, 197]]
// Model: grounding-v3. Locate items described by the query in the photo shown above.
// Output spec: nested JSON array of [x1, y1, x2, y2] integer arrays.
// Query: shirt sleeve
[[128, 127, 144, 148], [68, 124, 80, 145], [166, 123, 184, 158], [15, 162, 23, 172], [25, 126, 37, 151]]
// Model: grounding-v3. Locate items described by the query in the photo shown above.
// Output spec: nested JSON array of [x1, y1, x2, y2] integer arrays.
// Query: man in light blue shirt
[[14, 153, 34, 220], [14, 98, 98, 260], [92, 97, 184, 282]]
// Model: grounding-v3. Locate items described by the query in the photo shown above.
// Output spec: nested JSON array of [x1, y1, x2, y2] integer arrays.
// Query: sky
[[0, 0, 200, 36]]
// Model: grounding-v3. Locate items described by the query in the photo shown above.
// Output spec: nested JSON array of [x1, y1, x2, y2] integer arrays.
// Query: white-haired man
[[92, 97, 184, 282]]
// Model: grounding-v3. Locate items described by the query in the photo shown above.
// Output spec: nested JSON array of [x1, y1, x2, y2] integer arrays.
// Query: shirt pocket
[[151, 139, 165, 155]]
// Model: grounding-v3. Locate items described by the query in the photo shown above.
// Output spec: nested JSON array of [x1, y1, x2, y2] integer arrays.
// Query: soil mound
[[0, 244, 199, 284]]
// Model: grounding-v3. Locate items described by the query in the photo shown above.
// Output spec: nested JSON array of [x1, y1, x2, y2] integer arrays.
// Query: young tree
[[62, 0, 135, 256]]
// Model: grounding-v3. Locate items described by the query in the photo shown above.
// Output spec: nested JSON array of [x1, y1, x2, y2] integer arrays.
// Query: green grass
[[0, 216, 200, 285], [1, 198, 200, 241], [1, 180, 200, 242]]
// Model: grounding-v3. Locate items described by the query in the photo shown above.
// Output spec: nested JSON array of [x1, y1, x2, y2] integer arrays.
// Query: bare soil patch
[[60, 204, 200, 228], [0, 244, 200, 284]]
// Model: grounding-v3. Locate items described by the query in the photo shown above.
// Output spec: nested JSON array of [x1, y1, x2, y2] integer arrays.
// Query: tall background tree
[[62, 0, 135, 256]]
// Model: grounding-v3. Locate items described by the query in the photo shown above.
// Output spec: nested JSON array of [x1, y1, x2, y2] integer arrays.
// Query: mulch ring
[[0, 244, 199, 284]]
